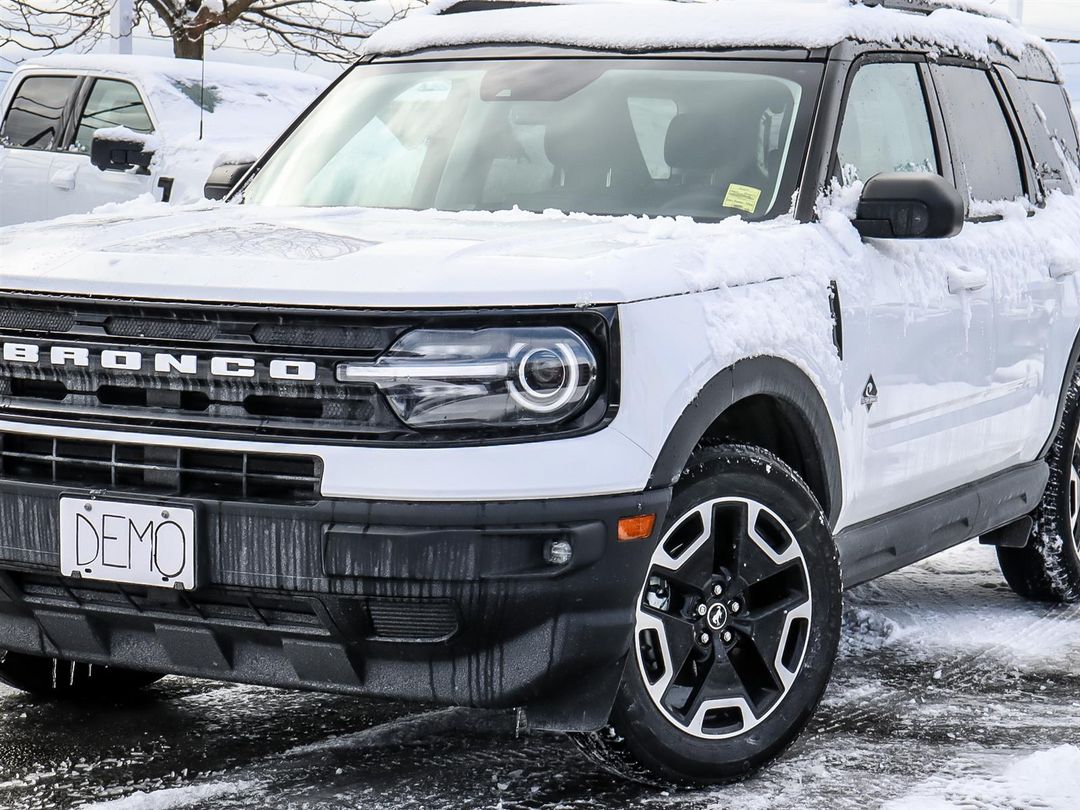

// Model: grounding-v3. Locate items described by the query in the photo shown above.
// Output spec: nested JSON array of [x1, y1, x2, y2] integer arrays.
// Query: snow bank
[[885, 745, 1080, 810], [364, 0, 1050, 70], [78, 779, 258, 809]]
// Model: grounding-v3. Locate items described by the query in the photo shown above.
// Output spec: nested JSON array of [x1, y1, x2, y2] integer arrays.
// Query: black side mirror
[[204, 162, 254, 201], [853, 172, 965, 240], [90, 134, 155, 174]]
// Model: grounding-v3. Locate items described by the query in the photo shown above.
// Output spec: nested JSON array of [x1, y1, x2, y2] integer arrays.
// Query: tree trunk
[[173, 31, 205, 60]]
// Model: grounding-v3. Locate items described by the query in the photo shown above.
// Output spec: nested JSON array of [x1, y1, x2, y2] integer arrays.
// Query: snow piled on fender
[[364, 0, 1049, 69]]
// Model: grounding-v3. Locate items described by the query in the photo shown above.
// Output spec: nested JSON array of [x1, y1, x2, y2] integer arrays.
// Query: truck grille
[[0, 432, 322, 503], [0, 294, 418, 442]]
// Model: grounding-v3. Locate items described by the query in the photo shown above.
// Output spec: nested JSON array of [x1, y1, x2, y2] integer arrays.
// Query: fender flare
[[647, 356, 844, 527], [1040, 325, 1080, 458]]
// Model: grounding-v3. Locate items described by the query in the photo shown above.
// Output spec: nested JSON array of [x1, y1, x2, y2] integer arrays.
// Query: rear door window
[[1022, 78, 1080, 171], [932, 65, 1026, 204], [0, 75, 78, 150], [836, 61, 939, 186], [999, 70, 1075, 195]]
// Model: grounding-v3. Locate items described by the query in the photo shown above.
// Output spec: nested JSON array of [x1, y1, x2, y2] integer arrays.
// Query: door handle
[[947, 266, 988, 295], [49, 166, 77, 191], [1050, 257, 1080, 280]]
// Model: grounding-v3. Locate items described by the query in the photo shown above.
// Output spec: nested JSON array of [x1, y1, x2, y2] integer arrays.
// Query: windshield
[[243, 59, 822, 222]]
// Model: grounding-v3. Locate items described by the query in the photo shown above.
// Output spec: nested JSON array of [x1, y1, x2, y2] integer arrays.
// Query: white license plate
[[59, 497, 197, 591]]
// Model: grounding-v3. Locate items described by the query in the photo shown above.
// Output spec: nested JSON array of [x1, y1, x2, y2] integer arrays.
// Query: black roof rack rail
[[851, 0, 1012, 22], [435, 0, 1016, 20], [437, 0, 557, 13]]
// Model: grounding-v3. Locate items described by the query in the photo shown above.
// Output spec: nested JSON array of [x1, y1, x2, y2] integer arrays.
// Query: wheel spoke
[[662, 539, 716, 593], [729, 502, 800, 590], [641, 604, 699, 686], [680, 646, 753, 723], [652, 504, 715, 591]]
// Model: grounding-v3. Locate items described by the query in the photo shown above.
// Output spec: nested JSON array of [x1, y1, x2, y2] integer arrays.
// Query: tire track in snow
[[820, 571, 1080, 735]]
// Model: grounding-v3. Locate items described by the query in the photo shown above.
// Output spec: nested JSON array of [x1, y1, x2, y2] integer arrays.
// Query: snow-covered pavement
[[1, 542, 1079, 810]]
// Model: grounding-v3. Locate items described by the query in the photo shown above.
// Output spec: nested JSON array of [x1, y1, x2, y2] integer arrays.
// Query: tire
[[0, 651, 165, 700], [998, 364, 1080, 603], [575, 444, 842, 785]]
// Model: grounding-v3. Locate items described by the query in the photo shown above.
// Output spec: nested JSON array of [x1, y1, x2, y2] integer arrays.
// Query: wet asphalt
[[1, 542, 1079, 810]]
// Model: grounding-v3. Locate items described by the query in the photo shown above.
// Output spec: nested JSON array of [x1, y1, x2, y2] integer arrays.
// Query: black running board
[[835, 461, 1049, 588]]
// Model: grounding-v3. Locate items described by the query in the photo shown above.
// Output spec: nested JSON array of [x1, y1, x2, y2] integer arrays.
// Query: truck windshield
[[243, 59, 822, 222]]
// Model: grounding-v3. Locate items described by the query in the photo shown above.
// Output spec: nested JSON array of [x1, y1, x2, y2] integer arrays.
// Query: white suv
[[0, 0, 1079, 787]]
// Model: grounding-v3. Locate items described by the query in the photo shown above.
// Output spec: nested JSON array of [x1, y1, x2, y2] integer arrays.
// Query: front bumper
[[0, 478, 671, 732]]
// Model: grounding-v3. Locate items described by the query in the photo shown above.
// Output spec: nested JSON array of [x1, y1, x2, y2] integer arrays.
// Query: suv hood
[[0, 203, 795, 308]]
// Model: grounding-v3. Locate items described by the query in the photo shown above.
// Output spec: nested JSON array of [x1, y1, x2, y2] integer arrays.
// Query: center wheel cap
[[705, 601, 729, 632]]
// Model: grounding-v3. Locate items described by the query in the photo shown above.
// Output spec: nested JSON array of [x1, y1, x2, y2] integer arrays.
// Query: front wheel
[[576, 445, 842, 785], [0, 651, 164, 700]]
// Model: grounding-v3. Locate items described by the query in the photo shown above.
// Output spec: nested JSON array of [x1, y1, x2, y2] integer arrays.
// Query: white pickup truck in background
[[0, 54, 329, 227]]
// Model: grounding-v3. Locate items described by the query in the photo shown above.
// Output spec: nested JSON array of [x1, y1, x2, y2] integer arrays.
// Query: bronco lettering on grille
[[0, 342, 317, 382]]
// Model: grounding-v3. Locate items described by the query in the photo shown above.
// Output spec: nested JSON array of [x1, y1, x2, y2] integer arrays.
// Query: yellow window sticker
[[723, 184, 762, 214]]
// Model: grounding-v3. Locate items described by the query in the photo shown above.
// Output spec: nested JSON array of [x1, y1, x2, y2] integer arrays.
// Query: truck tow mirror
[[90, 133, 155, 175]]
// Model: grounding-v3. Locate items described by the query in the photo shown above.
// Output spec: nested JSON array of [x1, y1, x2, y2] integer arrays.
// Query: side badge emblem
[[862, 375, 879, 412]]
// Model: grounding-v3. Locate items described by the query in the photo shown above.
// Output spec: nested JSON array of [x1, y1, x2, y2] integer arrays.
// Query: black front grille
[[0, 293, 616, 444], [0, 432, 322, 503], [0, 294, 416, 442]]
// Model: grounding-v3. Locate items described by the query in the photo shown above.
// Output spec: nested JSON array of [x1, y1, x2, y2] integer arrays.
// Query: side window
[[836, 62, 939, 185], [932, 65, 1025, 203], [0, 76, 78, 150], [73, 79, 154, 154], [1021, 78, 1080, 173], [999, 70, 1074, 196]]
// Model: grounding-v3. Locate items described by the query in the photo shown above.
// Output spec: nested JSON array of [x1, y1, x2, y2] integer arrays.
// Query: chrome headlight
[[336, 327, 599, 428]]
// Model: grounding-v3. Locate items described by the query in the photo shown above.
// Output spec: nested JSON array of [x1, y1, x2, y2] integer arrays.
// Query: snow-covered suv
[[1, 0, 1080, 786], [0, 54, 327, 226]]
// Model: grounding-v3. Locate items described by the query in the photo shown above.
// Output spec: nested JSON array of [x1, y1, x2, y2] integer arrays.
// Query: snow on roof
[[363, 0, 1048, 67]]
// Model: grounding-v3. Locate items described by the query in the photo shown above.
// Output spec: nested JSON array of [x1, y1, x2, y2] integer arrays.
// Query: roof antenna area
[[199, 50, 206, 142]]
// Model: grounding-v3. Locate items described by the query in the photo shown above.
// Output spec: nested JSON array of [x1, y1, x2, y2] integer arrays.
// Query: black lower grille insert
[[0, 433, 322, 503], [367, 599, 460, 642]]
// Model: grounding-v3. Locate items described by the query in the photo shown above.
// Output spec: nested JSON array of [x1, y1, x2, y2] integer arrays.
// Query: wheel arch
[[648, 357, 843, 528], [1041, 324, 1080, 459]]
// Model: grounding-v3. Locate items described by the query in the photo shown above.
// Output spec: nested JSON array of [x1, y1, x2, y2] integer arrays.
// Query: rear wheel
[[998, 364, 1080, 603], [576, 445, 842, 785], [0, 651, 164, 700]]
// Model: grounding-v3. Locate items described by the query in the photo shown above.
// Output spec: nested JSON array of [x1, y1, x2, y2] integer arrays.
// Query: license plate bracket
[[59, 497, 198, 591]]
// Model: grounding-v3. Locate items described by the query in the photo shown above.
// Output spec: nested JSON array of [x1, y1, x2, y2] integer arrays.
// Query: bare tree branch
[[0, 0, 415, 62]]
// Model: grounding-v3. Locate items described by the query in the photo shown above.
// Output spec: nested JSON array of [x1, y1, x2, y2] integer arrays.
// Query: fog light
[[544, 539, 573, 566]]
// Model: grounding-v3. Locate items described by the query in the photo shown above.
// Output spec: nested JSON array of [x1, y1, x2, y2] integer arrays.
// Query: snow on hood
[[5, 190, 1080, 316], [363, 0, 1048, 68], [0, 200, 850, 308]]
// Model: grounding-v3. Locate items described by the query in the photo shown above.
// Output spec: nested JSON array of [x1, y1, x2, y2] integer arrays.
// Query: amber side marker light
[[618, 514, 656, 542]]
